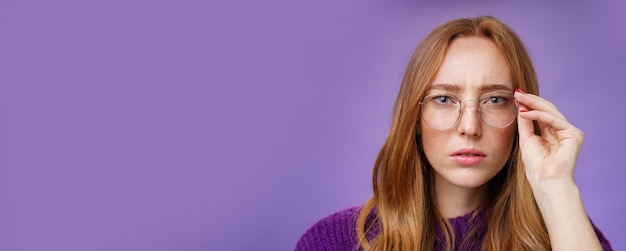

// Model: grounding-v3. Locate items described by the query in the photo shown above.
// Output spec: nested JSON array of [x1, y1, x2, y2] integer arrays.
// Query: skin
[[517, 88, 602, 250], [421, 36, 602, 250], [421, 36, 516, 218]]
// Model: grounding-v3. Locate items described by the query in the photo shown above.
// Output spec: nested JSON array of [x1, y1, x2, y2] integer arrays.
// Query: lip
[[450, 148, 486, 165]]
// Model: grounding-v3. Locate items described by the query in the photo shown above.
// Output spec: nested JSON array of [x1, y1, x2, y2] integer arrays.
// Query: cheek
[[492, 126, 517, 159], [505, 126, 517, 146], [420, 124, 448, 159]]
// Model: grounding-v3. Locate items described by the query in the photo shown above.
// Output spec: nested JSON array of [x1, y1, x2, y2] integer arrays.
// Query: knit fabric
[[295, 206, 613, 251]]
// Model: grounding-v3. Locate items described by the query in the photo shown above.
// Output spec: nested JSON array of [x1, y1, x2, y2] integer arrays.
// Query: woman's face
[[420, 36, 516, 192]]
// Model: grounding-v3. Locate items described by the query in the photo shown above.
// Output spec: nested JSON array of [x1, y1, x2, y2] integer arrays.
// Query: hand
[[514, 90, 604, 251], [514, 90, 584, 188]]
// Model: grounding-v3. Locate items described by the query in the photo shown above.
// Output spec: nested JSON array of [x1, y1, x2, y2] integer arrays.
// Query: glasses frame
[[419, 91, 519, 131]]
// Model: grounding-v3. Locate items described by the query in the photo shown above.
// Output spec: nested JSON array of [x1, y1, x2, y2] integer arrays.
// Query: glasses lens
[[420, 92, 518, 130], [479, 92, 518, 128], [421, 94, 460, 130]]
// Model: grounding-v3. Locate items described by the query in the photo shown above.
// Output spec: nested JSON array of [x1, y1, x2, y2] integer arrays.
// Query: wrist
[[530, 179, 580, 208], [527, 173, 576, 193]]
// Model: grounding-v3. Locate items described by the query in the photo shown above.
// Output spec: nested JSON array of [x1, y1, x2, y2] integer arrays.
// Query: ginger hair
[[356, 16, 549, 251]]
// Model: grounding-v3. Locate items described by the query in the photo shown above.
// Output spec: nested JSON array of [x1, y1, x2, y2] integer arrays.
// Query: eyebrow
[[480, 84, 514, 92], [429, 83, 459, 91], [429, 83, 513, 92]]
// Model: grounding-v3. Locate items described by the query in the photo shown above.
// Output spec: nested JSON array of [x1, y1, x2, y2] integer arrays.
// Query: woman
[[296, 16, 612, 250]]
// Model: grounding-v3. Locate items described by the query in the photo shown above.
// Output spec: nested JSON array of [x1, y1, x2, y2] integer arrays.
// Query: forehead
[[430, 36, 513, 92]]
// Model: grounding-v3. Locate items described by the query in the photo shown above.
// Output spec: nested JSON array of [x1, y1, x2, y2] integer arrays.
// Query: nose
[[456, 100, 482, 137]]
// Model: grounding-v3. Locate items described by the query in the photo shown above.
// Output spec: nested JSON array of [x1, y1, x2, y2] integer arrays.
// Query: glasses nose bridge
[[458, 98, 481, 114]]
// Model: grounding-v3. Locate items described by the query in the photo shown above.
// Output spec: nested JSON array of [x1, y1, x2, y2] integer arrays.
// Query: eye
[[482, 94, 511, 105], [430, 95, 456, 105]]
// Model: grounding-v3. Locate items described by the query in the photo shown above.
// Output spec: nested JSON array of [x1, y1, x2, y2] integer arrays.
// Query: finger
[[517, 102, 536, 142], [540, 126, 560, 145], [518, 109, 573, 132], [514, 92, 566, 120]]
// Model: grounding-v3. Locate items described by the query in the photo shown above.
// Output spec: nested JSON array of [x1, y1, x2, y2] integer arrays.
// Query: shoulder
[[590, 219, 614, 251], [295, 207, 363, 251]]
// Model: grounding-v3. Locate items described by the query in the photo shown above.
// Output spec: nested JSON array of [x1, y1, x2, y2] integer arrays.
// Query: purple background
[[0, 1, 624, 250]]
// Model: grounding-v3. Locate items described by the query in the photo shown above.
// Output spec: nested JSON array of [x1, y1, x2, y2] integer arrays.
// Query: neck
[[434, 177, 488, 218]]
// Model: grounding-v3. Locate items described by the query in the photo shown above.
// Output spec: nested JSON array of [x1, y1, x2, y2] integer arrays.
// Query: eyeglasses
[[419, 92, 518, 130]]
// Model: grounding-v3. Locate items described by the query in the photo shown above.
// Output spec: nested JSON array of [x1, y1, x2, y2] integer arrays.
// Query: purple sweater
[[295, 206, 613, 251]]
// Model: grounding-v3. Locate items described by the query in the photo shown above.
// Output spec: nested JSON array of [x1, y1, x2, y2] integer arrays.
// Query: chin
[[438, 171, 497, 190], [451, 179, 490, 189]]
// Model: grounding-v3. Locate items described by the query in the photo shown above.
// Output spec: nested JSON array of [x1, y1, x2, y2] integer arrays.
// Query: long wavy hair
[[355, 16, 549, 250]]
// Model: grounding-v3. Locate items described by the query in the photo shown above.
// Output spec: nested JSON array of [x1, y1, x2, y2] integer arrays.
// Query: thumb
[[517, 102, 535, 144]]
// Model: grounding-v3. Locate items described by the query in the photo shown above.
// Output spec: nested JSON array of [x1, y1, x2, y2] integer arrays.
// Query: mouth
[[454, 153, 483, 156], [450, 148, 486, 157], [450, 148, 486, 165]]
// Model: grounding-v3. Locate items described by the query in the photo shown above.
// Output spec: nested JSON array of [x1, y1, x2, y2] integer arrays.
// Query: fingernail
[[519, 109, 528, 112], [515, 88, 525, 93]]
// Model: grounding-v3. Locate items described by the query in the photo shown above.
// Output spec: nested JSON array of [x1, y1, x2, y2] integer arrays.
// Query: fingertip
[[514, 91, 525, 100], [518, 103, 529, 114], [516, 103, 534, 139]]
